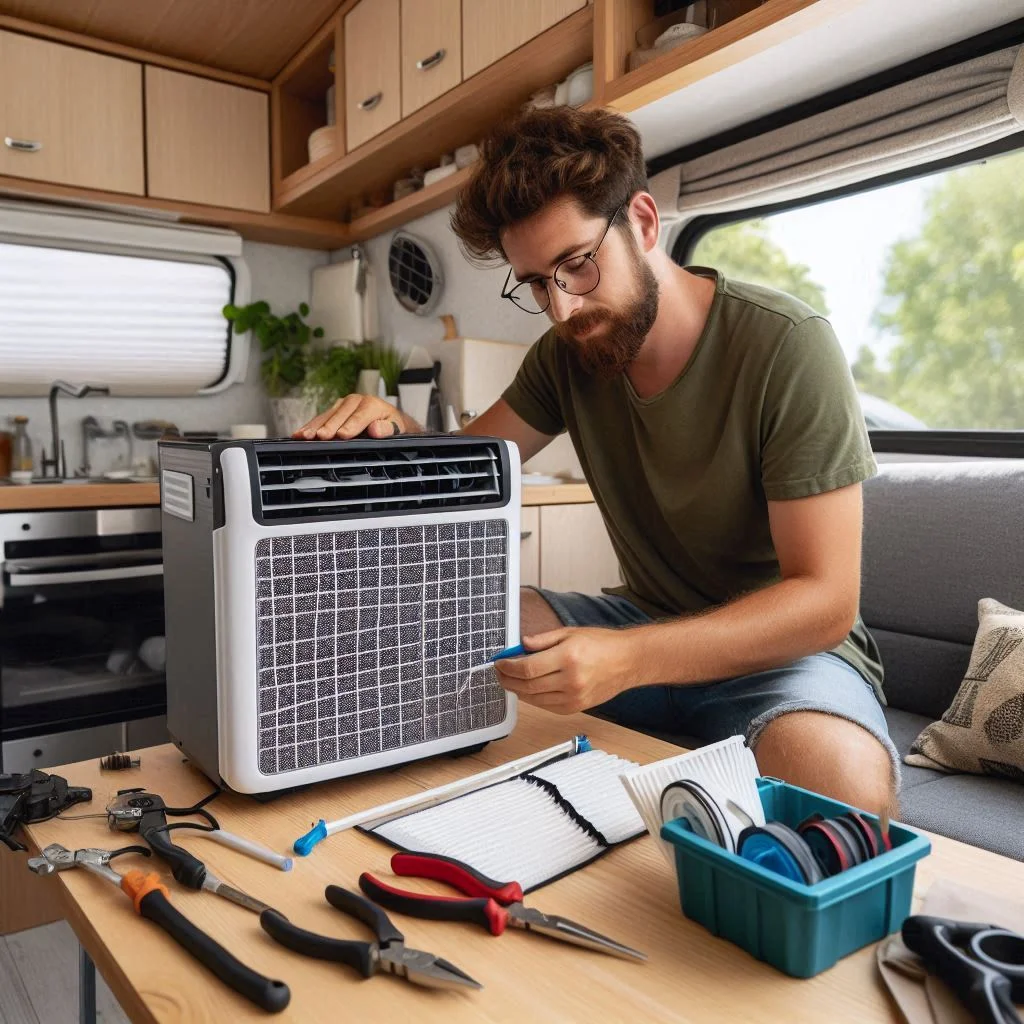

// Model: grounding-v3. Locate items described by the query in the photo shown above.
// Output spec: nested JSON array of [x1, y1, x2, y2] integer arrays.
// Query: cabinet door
[[145, 67, 269, 212], [401, 0, 462, 118], [539, 503, 622, 595], [462, 0, 587, 80], [345, 0, 401, 152], [0, 30, 144, 194], [520, 506, 540, 589]]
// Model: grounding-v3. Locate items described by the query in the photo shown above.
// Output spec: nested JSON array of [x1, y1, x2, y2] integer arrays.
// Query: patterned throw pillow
[[905, 599, 1024, 781]]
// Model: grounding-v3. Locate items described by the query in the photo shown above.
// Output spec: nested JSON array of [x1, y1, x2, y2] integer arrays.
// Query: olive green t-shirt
[[502, 268, 884, 699]]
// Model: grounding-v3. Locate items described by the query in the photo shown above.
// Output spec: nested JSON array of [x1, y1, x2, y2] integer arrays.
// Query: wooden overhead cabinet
[[344, 0, 401, 152], [145, 66, 270, 212], [462, 0, 589, 79], [0, 29, 144, 195], [401, 0, 463, 117]]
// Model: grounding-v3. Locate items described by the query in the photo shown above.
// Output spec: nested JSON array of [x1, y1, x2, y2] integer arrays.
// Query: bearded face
[[555, 241, 660, 378]]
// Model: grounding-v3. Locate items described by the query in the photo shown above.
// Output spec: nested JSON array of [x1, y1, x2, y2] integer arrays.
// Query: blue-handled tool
[[487, 644, 526, 662]]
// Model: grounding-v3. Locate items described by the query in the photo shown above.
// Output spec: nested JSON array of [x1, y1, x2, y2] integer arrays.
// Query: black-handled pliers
[[260, 884, 481, 992]]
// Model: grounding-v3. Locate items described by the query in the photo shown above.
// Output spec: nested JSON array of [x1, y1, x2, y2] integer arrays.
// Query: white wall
[[0, 241, 328, 477], [338, 203, 583, 478]]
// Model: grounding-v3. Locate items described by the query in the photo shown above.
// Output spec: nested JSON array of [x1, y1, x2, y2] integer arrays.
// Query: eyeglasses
[[501, 204, 624, 315]]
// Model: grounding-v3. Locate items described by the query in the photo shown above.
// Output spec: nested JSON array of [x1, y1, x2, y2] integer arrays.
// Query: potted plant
[[302, 343, 363, 414], [355, 340, 404, 402], [223, 300, 324, 436]]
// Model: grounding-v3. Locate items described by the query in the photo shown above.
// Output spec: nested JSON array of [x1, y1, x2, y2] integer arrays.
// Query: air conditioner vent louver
[[256, 441, 504, 520]]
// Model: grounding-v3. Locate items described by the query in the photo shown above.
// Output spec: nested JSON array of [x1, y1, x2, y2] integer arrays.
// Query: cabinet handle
[[520, 531, 533, 540], [4, 137, 42, 153], [358, 92, 382, 112], [416, 49, 446, 71]]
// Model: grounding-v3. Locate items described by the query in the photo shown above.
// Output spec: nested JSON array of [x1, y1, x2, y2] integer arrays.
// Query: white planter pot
[[270, 395, 317, 438], [356, 369, 381, 396]]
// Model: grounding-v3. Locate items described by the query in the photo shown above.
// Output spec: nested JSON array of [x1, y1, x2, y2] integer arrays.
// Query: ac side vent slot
[[255, 441, 505, 520]]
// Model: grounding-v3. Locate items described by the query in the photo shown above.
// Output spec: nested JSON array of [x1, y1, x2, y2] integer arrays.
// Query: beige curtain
[[675, 44, 1024, 215]]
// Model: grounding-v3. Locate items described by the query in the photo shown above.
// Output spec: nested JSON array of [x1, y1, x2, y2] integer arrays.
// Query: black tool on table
[[106, 788, 218, 888], [106, 786, 264, 911], [0, 770, 91, 852], [359, 852, 647, 961], [26, 842, 290, 1013], [902, 915, 1024, 1024], [258, 884, 482, 991]]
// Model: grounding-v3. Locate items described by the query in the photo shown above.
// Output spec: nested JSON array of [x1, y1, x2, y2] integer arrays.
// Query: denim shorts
[[530, 587, 900, 785]]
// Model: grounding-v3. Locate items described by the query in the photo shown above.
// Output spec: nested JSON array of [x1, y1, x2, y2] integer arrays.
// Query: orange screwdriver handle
[[117, 868, 290, 1012], [120, 869, 169, 914]]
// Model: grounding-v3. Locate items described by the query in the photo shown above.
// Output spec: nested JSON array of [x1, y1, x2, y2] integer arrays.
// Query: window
[[0, 242, 234, 396], [685, 146, 1024, 432]]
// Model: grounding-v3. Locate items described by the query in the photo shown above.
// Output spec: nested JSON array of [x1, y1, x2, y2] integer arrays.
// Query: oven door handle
[[7, 564, 164, 587]]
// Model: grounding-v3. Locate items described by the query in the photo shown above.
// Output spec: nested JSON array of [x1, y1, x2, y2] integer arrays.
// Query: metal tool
[[106, 789, 291, 901], [359, 852, 647, 962], [0, 770, 91, 852], [99, 753, 141, 771], [259, 884, 481, 991], [27, 843, 290, 1013], [105, 792, 477, 990], [902, 915, 1024, 1024]]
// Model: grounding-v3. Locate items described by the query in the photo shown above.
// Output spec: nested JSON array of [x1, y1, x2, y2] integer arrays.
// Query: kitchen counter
[[0, 480, 594, 512], [0, 481, 160, 511]]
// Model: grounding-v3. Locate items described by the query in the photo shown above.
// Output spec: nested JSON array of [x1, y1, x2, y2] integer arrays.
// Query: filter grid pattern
[[254, 521, 508, 775]]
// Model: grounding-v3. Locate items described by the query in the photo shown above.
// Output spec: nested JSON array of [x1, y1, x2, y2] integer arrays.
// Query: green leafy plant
[[223, 301, 324, 398], [355, 340, 404, 395], [303, 344, 363, 413]]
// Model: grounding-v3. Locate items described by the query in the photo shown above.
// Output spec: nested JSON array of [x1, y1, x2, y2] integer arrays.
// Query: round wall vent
[[388, 230, 444, 316]]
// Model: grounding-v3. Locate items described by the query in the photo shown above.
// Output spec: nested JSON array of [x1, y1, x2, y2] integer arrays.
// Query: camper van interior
[[1, 1, 1023, 1021]]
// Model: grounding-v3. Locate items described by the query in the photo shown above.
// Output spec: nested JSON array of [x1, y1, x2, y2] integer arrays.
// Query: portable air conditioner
[[158, 435, 519, 794]]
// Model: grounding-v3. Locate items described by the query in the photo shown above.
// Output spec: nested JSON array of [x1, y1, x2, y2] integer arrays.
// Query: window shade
[[0, 242, 233, 396], [674, 43, 1024, 216]]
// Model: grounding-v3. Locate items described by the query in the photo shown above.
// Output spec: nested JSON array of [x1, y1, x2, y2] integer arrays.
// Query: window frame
[[671, 131, 1024, 458]]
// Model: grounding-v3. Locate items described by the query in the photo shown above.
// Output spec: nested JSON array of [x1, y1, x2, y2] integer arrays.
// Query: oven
[[0, 507, 168, 773]]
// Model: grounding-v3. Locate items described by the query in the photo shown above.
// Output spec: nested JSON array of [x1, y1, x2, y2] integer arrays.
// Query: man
[[297, 106, 897, 815]]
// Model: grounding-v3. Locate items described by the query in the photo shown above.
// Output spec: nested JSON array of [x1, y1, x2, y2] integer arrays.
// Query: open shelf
[[273, 17, 342, 186], [346, 165, 473, 243], [273, 4, 594, 222], [599, 0, 850, 111]]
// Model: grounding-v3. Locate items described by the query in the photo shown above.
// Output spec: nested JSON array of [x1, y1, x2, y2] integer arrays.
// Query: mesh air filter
[[254, 519, 508, 775]]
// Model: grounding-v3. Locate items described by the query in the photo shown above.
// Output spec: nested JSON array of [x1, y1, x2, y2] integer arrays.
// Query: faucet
[[42, 381, 110, 479]]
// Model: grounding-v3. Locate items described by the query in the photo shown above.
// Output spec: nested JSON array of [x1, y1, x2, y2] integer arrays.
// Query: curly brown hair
[[450, 105, 647, 266]]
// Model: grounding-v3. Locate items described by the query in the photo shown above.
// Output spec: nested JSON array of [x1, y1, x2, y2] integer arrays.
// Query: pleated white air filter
[[619, 736, 764, 865]]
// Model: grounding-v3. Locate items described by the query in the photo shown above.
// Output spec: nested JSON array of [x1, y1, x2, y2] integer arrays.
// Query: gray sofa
[[862, 459, 1024, 861]]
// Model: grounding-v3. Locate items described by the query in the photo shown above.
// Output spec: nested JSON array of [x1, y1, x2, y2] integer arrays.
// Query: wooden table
[[21, 705, 1024, 1023]]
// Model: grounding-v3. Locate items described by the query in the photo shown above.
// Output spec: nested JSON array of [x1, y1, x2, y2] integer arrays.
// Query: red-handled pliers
[[358, 852, 647, 962]]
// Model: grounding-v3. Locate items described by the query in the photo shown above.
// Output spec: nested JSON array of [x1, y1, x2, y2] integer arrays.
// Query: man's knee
[[752, 710, 897, 816], [520, 587, 563, 637]]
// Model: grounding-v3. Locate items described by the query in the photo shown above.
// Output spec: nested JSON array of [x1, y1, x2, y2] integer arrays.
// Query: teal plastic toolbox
[[660, 778, 931, 978]]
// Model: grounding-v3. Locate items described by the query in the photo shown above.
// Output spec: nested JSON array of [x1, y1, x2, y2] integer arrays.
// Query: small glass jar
[[11, 415, 33, 484]]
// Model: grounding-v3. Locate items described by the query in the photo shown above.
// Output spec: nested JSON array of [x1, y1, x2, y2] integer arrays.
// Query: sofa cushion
[[883, 708, 944, 792], [884, 706, 1024, 860], [897, 773, 1024, 861], [862, 461, 1024, 653], [872, 627, 972, 721]]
